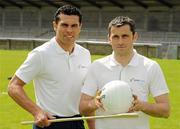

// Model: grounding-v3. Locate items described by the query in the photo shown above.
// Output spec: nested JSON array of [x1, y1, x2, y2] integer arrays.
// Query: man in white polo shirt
[[79, 16, 170, 129], [8, 5, 91, 129]]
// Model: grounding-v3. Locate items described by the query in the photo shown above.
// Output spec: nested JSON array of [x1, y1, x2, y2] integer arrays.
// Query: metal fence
[[0, 38, 179, 59]]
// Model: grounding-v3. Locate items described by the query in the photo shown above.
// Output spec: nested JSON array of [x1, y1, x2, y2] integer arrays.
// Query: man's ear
[[80, 23, 82, 28], [53, 21, 57, 31], [107, 34, 111, 45], [133, 32, 138, 42]]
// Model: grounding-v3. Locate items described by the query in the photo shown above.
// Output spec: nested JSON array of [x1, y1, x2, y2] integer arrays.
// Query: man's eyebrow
[[61, 23, 79, 26], [112, 35, 119, 37]]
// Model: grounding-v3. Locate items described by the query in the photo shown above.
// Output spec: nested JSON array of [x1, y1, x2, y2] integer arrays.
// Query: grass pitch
[[0, 50, 179, 129]]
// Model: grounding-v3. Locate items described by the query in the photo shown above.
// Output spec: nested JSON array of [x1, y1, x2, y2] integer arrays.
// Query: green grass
[[0, 50, 180, 129], [0, 50, 34, 129], [150, 59, 180, 129]]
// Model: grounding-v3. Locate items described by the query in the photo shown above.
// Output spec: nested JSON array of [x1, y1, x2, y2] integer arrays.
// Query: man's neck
[[55, 37, 75, 54], [114, 51, 134, 67]]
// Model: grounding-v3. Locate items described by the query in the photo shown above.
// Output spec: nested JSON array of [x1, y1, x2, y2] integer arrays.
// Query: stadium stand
[[0, 0, 179, 40], [0, 0, 180, 59]]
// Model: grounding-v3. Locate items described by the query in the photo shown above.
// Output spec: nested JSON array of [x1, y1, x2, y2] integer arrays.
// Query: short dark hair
[[53, 5, 82, 24], [108, 16, 136, 35]]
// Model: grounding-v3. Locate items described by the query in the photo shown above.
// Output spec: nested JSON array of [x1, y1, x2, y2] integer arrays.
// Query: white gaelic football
[[100, 80, 133, 114]]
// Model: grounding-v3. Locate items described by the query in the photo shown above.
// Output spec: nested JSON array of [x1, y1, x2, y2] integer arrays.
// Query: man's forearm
[[131, 94, 170, 118], [80, 99, 97, 115], [141, 102, 170, 118], [79, 93, 99, 115], [86, 112, 95, 129], [8, 84, 41, 116]]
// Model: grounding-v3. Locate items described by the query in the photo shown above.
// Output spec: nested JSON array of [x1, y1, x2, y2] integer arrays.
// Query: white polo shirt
[[82, 51, 169, 129], [16, 37, 91, 116]]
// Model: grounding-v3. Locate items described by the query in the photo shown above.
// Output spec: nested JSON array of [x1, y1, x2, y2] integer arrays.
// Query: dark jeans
[[33, 115, 85, 129]]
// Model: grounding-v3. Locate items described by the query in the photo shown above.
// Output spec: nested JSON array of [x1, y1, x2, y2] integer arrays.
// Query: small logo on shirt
[[78, 65, 87, 69], [130, 78, 145, 83]]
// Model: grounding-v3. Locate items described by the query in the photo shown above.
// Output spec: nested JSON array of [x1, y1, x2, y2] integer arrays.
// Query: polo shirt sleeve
[[15, 50, 42, 84], [81, 63, 99, 97], [149, 62, 169, 97]]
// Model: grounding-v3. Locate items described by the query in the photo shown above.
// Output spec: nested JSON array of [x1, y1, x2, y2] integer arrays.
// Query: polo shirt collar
[[52, 37, 79, 56], [109, 50, 139, 67], [128, 50, 139, 66], [109, 54, 120, 67]]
